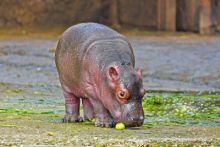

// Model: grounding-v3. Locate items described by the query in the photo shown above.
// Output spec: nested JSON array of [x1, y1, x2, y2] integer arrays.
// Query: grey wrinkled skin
[[55, 22, 144, 127]]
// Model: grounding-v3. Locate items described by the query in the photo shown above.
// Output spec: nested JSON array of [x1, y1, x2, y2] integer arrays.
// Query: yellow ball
[[115, 123, 125, 130]]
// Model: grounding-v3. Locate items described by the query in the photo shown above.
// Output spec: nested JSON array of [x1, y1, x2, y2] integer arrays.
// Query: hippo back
[[55, 23, 134, 93], [57, 23, 125, 59]]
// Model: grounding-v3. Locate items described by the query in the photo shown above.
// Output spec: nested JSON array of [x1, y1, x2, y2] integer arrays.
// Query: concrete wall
[[118, 0, 157, 29], [216, 0, 220, 32], [176, 0, 200, 32], [0, 0, 219, 33], [0, 0, 108, 26]]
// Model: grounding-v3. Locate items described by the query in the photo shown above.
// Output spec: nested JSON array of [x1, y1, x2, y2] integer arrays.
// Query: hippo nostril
[[139, 116, 144, 120], [129, 117, 140, 122]]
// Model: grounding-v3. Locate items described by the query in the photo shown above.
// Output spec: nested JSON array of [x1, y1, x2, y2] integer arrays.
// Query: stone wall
[[0, 0, 219, 33], [176, 0, 220, 33], [0, 0, 158, 29], [0, 0, 109, 26], [176, 0, 200, 32], [117, 0, 157, 29], [216, 0, 220, 31]]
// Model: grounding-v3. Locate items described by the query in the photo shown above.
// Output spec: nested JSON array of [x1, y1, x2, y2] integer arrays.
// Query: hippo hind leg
[[82, 98, 94, 121], [63, 91, 82, 122]]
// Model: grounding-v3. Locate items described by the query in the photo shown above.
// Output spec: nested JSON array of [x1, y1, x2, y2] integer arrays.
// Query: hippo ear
[[108, 66, 119, 81], [137, 68, 143, 79]]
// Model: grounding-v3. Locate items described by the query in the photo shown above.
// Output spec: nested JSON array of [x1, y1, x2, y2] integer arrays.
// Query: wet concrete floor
[[0, 36, 220, 92], [0, 36, 220, 146]]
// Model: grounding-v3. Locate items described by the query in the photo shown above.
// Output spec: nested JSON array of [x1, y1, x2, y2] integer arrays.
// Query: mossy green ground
[[0, 86, 219, 146], [143, 93, 220, 125]]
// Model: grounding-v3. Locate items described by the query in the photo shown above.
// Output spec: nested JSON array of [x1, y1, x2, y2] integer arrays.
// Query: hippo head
[[105, 63, 145, 127]]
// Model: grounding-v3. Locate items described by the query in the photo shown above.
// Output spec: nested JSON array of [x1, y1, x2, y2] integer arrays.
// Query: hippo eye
[[120, 91, 125, 97], [117, 89, 129, 100]]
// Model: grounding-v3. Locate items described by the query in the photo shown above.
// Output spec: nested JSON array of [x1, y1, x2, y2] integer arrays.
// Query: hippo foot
[[95, 117, 116, 128], [84, 117, 95, 122], [84, 112, 95, 121], [63, 114, 83, 123]]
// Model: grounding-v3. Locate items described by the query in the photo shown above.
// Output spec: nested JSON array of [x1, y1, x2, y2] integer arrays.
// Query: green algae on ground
[[18, 97, 27, 101], [0, 124, 24, 128], [0, 108, 55, 115], [142, 93, 220, 127], [0, 108, 35, 114], [0, 93, 219, 146], [1, 92, 219, 129], [4, 88, 24, 94]]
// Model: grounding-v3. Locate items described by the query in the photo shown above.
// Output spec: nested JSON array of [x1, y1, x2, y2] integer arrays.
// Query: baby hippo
[[55, 23, 145, 127]]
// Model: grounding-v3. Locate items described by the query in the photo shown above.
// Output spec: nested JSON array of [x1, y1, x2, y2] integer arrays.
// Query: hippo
[[55, 23, 145, 127]]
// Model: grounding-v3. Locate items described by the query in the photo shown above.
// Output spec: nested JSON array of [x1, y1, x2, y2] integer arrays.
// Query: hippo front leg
[[89, 98, 116, 127]]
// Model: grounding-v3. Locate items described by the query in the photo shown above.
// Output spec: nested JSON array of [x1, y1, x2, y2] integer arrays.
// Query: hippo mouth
[[119, 100, 144, 127]]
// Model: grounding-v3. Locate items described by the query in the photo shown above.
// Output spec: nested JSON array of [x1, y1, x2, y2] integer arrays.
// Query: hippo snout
[[120, 101, 144, 127]]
